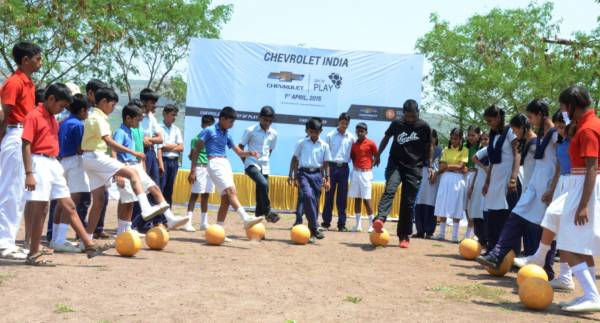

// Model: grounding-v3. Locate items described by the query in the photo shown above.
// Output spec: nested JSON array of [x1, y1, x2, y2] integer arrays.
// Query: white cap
[[65, 82, 81, 95]]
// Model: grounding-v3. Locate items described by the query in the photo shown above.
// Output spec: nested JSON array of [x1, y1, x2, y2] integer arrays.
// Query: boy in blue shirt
[[288, 117, 332, 243], [188, 107, 264, 234], [112, 105, 187, 234]]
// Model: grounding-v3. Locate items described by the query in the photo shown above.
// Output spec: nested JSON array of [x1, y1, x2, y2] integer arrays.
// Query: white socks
[[164, 208, 176, 222], [439, 222, 447, 238], [201, 212, 209, 226], [217, 221, 224, 226], [236, 208, 250, 221], [465, 226, 473, 239], [559, 262, 573, 280], [55, 223, 68, 244], [52, 223, 58, 242], [531, 243, 551, 264], [137, 194, 152, 211], [117, 219, 132, 235], [452, 221, 460, 241], [572, 262, 600, 301]]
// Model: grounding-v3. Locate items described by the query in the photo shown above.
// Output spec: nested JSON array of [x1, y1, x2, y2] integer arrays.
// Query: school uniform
[[136, 112, 164, 227], [348, 137, 377, 200], [159, 122, 183, 206], [540, 138, 571, 234], [189, 136, 214, 194], [469, 147, 489, 245], [294, 137, 332, 235], [0, 69, 35, 251], [415, 146, 442, 236], [240, 124, 278, 217], [434, 146, 468, 219], [322, 129, 355, 230], [552, 110, 600, 256], [200, 124, 236, 195], [476, 127, 516, 251], [482, 129, 558, 279]]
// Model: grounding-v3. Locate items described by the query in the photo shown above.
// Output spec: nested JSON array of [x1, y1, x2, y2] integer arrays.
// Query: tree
[[0, 0, 231, 99], [161, 74, 188, 107], [416, 2, 598, 128]]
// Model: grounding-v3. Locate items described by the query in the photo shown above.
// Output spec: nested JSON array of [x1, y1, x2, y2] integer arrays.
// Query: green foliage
[[54, 303, 76, 314], [0, 0, 231, 99], [344, 295, 362, 304], [416, 2, 600, 128], [160, 74, 188, 108]]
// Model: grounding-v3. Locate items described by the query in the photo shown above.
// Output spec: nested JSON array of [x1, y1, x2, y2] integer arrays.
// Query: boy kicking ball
[[188, 107, 264, 236], [22, 83, 108, 266]]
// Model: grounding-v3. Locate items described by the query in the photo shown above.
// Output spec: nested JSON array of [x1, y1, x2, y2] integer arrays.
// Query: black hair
[[306, 117, 323, 131], [259, 105, 275, 118], [128, 99, 143, 108], [95, 87, 119, 104], [466, 125, 481, 148], [509, 113, 530, 155], [122, 104, 143, 122], [526, 99, 550, 139], [44, 83, 73, 103], [140, 88, 159, 102], [163, 104, 178, 114], [552, 110, 566, 124], [484, 104, 506, 132], [356, 122, 368, 131], [402, 99, 419, 113], [559, 86, 592, 110], [35, 88, 45, 105], [338, 112, 350, 123], [85, 79, 107, 94], [219, 106, 237, 120], [448, 128, 464, 150], [431, 129, 439, 146], [201, 114, 215, 126], [12, 41, 42, 65], [68, 94, 88, 115]]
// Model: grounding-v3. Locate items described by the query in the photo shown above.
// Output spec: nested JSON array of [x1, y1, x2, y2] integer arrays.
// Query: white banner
[[183, 38, 423, 181]]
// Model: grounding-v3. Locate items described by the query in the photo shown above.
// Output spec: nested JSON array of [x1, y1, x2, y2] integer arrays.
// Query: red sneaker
[[399, 239, 410, 249], [372, 219, 384, 233]]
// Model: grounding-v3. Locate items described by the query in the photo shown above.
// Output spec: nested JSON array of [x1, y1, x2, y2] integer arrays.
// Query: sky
[[212, 0, 598, 55]]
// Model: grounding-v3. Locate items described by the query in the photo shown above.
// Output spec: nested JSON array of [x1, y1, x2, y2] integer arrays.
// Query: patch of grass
[[284, 320, 297, 323], [54, 303, 76, 314], [431, 243, 444, 247], [344, 295, 362, 304], [0, 273, 14, 286], [429, 284, 508, 303]]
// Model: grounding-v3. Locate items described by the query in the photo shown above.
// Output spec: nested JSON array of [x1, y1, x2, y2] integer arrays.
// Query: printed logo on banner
[[328, 73, 343, 89], [268, 71, 305, 82]]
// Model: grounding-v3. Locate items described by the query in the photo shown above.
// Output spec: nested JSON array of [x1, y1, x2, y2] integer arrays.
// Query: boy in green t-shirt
[[184, 115, 215, 231]]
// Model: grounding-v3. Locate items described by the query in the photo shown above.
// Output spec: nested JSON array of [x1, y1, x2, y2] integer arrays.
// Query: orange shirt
[[22, 104, 60, 157], [0, 69, 35, 125], [570, 109, 600, 168], [351, 138, 377, 169]]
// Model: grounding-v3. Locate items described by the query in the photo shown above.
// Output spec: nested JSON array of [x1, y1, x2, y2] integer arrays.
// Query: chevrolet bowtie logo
[[268, 71, 304, 82]]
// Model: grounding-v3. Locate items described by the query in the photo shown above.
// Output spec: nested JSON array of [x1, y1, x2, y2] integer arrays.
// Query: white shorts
[[191, 165, 214, 194], [348, 169, 373, 199], [118, 163, 157, 203], [82, 152, 123, 191], [207, 158, 235, 195], [25, 155, 70, 201], [60, 155, 90, 193]]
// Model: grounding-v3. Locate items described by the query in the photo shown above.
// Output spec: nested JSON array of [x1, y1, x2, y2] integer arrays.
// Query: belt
[[330, 162, 348, 167], [33, 153, 56, 159], [468, 168, 477, 172], [353, 167, 371, 172], [163, 156, 178, 160], [299, 167, 320, 173], [123, 161, 139, 166], [571, 168, 600, 175], [7, 124, 23, 129], [208, 156, 226, 160], [196, 164, 208, 167]]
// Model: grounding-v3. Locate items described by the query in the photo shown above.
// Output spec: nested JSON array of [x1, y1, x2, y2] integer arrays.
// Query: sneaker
[[167, 215, 189, 230], [0, 246, 27, 260], [432, 233, 446, 241], [559, 296, 585, 307], [550, 276, 576, 291], [476, 254, 501, 269], [317, 226, 327, 232], [50, 241, 81, 253], [411, 233, 424, 239], [338, 227, 349, 232], [224, 236, 233, 243], [129, 229, 146, 238], [399, 239, 410, 248], [266, 212, 281, 223], [513, 255, 544, 269], [451, 237, 460, 244], [367, 225, 374, 233], [563, 297, 600, 312], [352, 225, 363, 232], [199, 223, 209, 231], [308, 236, 317, 244], [314, 231, 325, 239], [425, 234, 434, 239], [372, 219, 384, 233], [243, 216, 265, 229], [142, 204, 169, 221]]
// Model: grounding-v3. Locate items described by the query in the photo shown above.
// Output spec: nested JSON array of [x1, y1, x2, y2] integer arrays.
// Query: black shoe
[[424, 234, 433, 239], [308, 236, 317, 244], [318, 226, 328, 232], [412, 233, 425, 239], [266, 212, 281, 223], [292, 221, 302, 226], [476, 254, 501, 269], [314, 231, 325, 239], [338, 227, 349, 232], [320, 223, 330, 230]]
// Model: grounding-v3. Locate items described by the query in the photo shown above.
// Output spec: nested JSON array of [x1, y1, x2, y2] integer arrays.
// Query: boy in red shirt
[[22, 83, 108, 266], [349, 122, 379, 232], [0, 42, 42, 260]]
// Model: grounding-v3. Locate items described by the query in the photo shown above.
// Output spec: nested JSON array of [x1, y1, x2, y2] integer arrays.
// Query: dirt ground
[[1, 201, 600, 323]]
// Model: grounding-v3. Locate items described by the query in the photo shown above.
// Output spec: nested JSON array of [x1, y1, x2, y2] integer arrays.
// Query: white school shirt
[[240, 124, 278, 174], [159, 122, 183, 158], [294, 137, 332, 168], [140, 112, 162, 153], [326, 129, 355, 163]]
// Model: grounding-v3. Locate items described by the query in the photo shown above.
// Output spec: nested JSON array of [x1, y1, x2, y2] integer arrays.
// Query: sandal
[[25, 252, 56, 267], [85, 242, 112, 259]]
